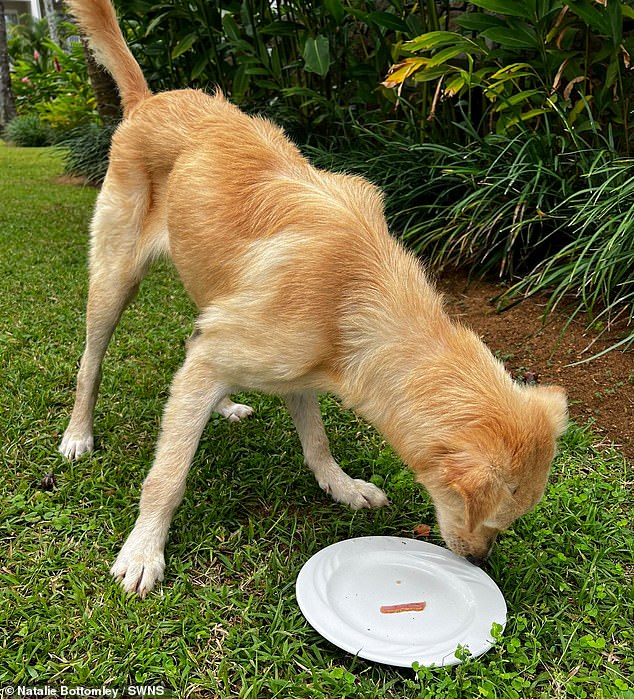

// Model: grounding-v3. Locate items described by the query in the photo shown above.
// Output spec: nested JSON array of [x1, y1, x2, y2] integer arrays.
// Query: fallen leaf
[[413, 524, 431, 537]]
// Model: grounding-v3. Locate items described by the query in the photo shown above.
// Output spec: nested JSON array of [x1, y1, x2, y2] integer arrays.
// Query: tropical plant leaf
[[505, 108, 550, 127], [427, 43, 485, 67], [231, 63, 249, 101], [445, 73, 466, 96], [171, 32, 198, 59], [455, 12, 507, 32], [493, 89, 544, 111], [382, 58, 430, 87], [303, 35, 330, 77], [404, 31, 480, 54], [323, 0, 345, 24], [467, 0, 534, 19], [481, 25, 539, 50], [605, 0, 623, 44], [563, 0, 611, 36], [368, 11, 410, 34], [412, 65, 455, 83], [221, 14, 242, 42], [489, 62, 536, 79], [144, 12, 171, 36], [259, 20, 306, 37], [190, 54, 209, 80]]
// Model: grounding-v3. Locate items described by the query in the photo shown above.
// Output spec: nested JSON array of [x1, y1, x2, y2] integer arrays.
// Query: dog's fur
[[61, 0, 568, 596]]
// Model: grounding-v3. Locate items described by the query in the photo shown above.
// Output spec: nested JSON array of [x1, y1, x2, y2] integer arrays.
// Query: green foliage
[[7, 13, 59, 66], [59, 121, 119, 185], [307, 115, 632, 353], [384, 0, 634, 151], [114, 0, 430, 139], [309, 119, 598, 275], [501, 155, 634, 354], [399, 126, 603, 278], [10, 32, 98, 134], [4, 114, 55, 146]]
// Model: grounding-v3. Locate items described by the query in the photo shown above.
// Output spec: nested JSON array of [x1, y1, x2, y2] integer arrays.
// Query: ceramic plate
[[296, 536, 506, 667]]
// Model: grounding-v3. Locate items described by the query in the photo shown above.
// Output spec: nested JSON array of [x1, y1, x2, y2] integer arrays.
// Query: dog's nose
[[465, 555, 486, 567]]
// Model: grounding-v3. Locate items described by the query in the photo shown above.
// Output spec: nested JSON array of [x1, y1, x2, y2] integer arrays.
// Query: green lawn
[[0, 143, 632, 698]]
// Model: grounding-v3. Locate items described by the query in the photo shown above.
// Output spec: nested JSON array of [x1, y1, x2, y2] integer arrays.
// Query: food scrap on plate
[[380, 601, 427, 614]]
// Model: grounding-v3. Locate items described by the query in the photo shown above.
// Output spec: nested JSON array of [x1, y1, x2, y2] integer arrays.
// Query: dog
[[60, 0, 568, 597]]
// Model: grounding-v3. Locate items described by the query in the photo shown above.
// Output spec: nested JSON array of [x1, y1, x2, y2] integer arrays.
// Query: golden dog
[[61, 0, 568, 596]]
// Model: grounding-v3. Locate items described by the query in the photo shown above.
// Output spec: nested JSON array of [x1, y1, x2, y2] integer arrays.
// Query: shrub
[[4, 114, 54, 147], [308, 118, 607, 277], [400, 128, 610, 278], [58, 121, 118, 185], [383, 0, 634, 152], [11, 35, 98, 134], [307, 120, 632, 354], [501, 156, 634, 354], [114, 0, 432, 142], [7, 14, 57, 66]]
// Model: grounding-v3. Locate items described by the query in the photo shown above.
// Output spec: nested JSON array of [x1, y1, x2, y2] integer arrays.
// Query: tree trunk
[[0, 0, 17, 128], [80, 36, 122, 122], [43, 0, 60, 47]]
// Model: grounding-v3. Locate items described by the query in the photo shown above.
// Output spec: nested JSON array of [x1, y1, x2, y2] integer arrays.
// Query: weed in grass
[[1, 144, 632, 697]]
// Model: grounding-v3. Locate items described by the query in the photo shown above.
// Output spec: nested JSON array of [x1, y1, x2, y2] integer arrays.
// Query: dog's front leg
[[285, 392, 389, 509], [111, 347, 228, 597]]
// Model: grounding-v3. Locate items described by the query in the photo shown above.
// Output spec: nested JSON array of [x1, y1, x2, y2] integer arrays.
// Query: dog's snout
[[465, 554, 486, 567]]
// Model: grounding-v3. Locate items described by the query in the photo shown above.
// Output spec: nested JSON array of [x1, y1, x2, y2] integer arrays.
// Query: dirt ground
[[436, 272, 633, 463]]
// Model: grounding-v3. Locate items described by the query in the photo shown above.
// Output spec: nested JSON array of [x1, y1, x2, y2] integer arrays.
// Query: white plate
[[296, 536, 506, 667]]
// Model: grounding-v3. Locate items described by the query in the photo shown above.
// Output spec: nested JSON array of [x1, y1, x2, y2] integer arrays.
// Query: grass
[[1, 143, 632, 698]]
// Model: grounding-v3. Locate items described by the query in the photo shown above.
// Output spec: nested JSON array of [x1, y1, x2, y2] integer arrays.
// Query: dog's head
[[415, 385, 568, 564]]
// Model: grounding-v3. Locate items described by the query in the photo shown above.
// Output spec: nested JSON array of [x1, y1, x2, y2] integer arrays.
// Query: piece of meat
[[380, 601, 427, 614]]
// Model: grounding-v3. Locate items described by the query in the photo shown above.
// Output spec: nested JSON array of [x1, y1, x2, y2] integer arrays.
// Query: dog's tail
[[67, 0, 152, 116]]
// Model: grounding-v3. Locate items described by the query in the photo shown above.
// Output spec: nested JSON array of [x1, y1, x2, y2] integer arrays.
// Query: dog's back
[[70, 0, 386, 307]]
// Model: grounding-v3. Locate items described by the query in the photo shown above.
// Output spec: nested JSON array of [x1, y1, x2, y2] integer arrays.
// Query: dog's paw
[[219, 401, 254, 423], [111, 538, 165, 597], [59, 430, 94, 460], [325, 477, 390, 510]]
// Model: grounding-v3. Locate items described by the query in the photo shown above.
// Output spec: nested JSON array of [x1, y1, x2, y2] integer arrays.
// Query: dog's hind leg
[[185, 328, 253, 422], [111, 338, 228, 596], [216, 396, 254, 423], [186, 330, 253, 423], [59, 183, 155, 460], [285, 392, 389, 509]]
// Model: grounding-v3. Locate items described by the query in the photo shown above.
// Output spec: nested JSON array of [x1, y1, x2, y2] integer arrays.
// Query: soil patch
[[436, 272, 633, 462]]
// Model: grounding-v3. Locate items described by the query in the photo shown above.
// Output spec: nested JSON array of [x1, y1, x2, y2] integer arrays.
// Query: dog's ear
[[443, 452, 502, 532], [532, 385, 568, 438]]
